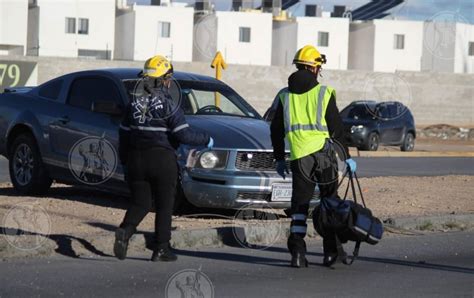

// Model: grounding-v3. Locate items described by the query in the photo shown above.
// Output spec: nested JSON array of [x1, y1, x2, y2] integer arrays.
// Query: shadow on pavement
[[1, 227, 112, 259]]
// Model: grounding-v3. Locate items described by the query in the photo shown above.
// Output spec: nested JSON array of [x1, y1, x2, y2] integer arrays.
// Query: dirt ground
[[0, 175, 472, 238]]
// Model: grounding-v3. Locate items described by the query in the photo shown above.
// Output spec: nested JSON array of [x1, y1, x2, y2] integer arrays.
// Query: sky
[[129, 0, 474, 24]]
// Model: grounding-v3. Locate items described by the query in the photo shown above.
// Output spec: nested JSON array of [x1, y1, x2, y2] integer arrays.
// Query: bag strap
[[335, 234, 361, 266], [347, 171, 367, 208]]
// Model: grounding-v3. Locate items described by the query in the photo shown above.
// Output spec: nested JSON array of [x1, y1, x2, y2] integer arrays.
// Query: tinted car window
[[39, 79, 63, 100], [377, 104, 390, 119], [388, 102, 405, 118], [68, 77, 121, 110]]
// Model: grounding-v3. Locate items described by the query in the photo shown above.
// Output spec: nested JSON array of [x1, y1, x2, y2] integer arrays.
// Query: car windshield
[[122, 79, 259, 119], [341, 104, 375, 120]]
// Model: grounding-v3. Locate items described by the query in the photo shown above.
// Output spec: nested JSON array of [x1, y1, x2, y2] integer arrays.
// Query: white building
[[0, 0, 29, 56], [348, 19, 424, 72], [115, 4, 194, 62], [30, 0, 116, 59], [272, 16, 350, 70], [194, 11, 273, 66], [422, 21, 474, 74]]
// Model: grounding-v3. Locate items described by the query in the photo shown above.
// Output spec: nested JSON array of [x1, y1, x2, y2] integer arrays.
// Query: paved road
[[0, 232, 472, 297], [354, 157, 474, 177], [0, 156, 473, 184]]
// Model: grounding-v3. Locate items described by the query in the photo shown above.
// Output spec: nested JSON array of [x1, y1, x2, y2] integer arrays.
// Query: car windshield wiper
[[194, 111, 257, 119]]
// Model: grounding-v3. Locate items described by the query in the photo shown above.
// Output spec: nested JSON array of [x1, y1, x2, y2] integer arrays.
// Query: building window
[[78, 18, 89, 35], [318, 32, 329, 47], [65, 18, 75, 34], [469, 42, 474, 56], [239, 27, 251, 43], [158, 21, 171, 38], [394, 34, 405, 50]]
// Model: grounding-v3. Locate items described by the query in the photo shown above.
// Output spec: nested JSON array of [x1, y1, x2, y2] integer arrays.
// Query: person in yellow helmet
[[270, 45, 356, 267], [114, 55, 214, 262]]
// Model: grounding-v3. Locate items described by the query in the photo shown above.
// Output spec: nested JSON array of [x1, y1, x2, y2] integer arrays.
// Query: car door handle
[[57, 116, 70, 124]]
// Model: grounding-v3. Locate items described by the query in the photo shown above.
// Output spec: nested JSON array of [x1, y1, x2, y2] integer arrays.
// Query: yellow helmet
[[293, 45, 327, 68], [143, 55, 173, 78]]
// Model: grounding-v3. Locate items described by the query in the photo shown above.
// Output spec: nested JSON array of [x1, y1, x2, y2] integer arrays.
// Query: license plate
[[271, 183, 293, 202]]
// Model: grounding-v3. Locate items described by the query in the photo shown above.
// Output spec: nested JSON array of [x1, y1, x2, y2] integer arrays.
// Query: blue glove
[[276, 160, 289, 179], [345, 158, 357, 173], [207, 137, 214, 149]]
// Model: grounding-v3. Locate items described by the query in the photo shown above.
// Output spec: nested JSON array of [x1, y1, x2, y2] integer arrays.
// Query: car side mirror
[[92, 101, 123, 116]]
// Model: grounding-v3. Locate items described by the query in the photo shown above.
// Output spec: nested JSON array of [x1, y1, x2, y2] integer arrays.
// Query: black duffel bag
[[313, 171, 384, 265]]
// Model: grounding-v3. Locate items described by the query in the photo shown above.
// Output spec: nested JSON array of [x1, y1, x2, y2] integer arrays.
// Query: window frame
[[318, 31, 329, 47], [468, 42, 474, 56], [65, 17, 76, 34], [394, 34, 405, 50], [239, 27, 251, 43], [78, 18, 89, 35], [158, 21, 171, 38]]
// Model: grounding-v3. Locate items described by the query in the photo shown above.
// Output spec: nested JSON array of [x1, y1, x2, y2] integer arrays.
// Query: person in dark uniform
[[114, 55, 213, 262], [270, 45, 356, 267]]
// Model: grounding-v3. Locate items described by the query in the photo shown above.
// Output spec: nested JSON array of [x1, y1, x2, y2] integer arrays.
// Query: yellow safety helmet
[[293, 45, 327, 68], [143, 55, 173, 79]]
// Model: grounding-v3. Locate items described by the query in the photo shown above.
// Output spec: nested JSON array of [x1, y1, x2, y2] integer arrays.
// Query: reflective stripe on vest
[[280, 84, 332, 160]]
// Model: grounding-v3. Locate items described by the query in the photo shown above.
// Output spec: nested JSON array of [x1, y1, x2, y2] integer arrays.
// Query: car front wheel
[[401, 132, 415, 152], [360, 132, 379, 151], [9, 134, 53, 195]]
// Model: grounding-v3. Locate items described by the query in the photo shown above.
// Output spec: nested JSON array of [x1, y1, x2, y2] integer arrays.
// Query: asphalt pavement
[[0, 231, 472, 297], [0, 156, 473, 184]]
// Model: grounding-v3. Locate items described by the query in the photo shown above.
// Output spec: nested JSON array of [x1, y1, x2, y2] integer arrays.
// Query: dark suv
[[341, 101, 416, 151]]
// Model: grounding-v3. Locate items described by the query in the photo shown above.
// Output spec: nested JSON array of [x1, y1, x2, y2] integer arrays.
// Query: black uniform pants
[[120, 147, 178, 249], [288, 142, 339, 255]]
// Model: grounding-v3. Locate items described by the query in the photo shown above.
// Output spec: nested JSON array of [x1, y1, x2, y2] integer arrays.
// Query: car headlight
[[195, 150, 228, 170], [351, 125, 365, 133]]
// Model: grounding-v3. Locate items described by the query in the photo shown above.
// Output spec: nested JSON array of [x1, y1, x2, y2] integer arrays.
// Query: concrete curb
[[1, 214, 473, 260]]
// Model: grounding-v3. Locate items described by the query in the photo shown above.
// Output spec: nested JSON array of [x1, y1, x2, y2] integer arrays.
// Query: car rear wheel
[[360, 132, 379, 151], [9, 134, 53, 195], [400, 132, 415, 152]]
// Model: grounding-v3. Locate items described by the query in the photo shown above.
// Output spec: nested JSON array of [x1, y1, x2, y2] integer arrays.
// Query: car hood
[[186, 115, 273, 150]]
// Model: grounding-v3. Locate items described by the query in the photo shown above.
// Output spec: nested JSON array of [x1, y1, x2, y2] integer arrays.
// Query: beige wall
[[2, 55, 473, 126]]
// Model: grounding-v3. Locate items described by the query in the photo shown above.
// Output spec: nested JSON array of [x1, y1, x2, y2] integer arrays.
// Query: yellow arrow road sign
[[211, 51, 227, 107]]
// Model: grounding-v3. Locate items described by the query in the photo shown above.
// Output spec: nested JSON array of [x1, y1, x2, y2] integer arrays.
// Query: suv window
[[39, 79, 63, 100], [388, 102, 405, 118], [68, 77, 121, 110], [376, 104, 390, 119]]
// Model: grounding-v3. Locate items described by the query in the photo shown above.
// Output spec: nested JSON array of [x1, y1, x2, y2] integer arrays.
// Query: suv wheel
[[361, 132, 379, 151], [9, 134, 53, 195], [401, 132, 415, 152]]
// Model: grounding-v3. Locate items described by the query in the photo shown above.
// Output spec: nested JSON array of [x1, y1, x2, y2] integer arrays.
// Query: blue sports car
[[0, 68, 318, 210]]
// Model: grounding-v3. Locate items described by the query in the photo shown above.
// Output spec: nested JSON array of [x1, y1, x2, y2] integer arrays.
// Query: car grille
[[236, 192, 272, 201], [235, 151, 291, 171]]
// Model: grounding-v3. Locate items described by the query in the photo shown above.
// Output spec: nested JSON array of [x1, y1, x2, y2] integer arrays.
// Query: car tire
[[400, 132, 415, 152], [9, 133, 53, 195], [361, 132, 379, 151]]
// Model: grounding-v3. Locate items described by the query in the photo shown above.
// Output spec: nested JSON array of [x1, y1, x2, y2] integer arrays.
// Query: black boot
[[114, 227, 132, 260], [291, 251, 308, 268], [323, 253, 338, 267], [151, 245, 177, 262]]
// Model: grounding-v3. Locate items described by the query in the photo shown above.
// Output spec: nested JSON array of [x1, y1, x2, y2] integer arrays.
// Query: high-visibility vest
[[279, 84, 334, 160]]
